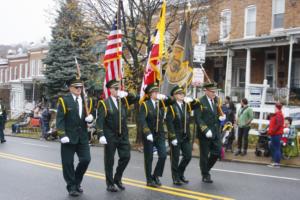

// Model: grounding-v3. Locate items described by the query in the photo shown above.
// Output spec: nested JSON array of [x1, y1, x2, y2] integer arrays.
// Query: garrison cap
[[66, 77, 83, 87], [202, 82, 218, 91], [106, 79, 120, 89], [170, 85, 185, 96], [144, 82, 159, 94]]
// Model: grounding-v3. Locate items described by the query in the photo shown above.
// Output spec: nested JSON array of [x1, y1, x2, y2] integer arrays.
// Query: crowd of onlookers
[[221, 96, 299, 168], [11, 103, 56, 140]]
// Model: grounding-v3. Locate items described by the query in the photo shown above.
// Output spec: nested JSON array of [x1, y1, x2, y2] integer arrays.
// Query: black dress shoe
[[146, 181, 157, 188], [173, 180, 183, 186], [152, 175, 162, 186], [1, 139, 6, 143], [76, 185, 83, 193], [106, 185, 118, 192], [114, 180, 125, 190], [234, 151, 241, 156], [202, 175, 213, 183], [69, 190, 80, 197], [180, 176, 189, 184]]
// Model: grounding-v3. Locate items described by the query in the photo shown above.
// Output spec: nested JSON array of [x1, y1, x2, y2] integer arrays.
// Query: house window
[[31, 60, 36, 77], [272, 0, 285, 29], [38, 60, 43, 75], [25, 63, 28, 78], [14, 66, 17, 80], [0, 69, 2, 83], [10, 67, 13, 80], [198, 16, 209, 44], [19, 64, 23, 79], [245, 6, 256, 37], [5, 69, 7, 82], [220, 9, 231, 40]]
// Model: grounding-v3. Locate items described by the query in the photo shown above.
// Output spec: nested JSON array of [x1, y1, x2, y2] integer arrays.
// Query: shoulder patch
[[169, 105, 175, 119], [58, 97, 66, 114], [98, 100, 107, 117], [142, 102, 148, 117]]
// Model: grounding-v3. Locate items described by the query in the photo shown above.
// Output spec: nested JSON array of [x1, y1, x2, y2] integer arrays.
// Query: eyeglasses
[[74, 86, 83, 89], [112, 87, 119, 90]]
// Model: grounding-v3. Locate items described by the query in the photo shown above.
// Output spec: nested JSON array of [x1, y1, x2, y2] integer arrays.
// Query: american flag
[[103, 4, 123, 98]]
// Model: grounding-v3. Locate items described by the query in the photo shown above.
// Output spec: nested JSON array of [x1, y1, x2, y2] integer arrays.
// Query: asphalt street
[[0, 137, 299, 200]]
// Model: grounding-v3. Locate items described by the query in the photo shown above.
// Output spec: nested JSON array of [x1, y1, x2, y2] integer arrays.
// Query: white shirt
[[111, 96, 119, 109], [206, 95, 214, 111], [151, 99, 157, 109], [72, 94, 82, 118], [176, 101, 183, 111]]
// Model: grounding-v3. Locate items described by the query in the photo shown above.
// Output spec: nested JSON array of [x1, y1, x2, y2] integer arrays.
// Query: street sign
[[248, 87, 262, 108], [192, 68, 204, 86], [193, 44, 206, 63]]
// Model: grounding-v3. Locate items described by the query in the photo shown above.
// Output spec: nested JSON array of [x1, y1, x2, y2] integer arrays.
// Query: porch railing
[[229, 86, 300, 105]]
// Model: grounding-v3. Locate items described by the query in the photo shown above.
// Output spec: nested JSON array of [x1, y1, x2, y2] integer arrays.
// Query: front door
[[265, 59, 276, 88]]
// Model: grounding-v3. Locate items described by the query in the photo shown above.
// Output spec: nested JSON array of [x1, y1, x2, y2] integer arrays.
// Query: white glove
[[205, 130, 213, 138], [99, 136, 107, 144], [85, 114, 94, 123], [183, 97, 193, 103], [283, 128, 290, 134], [146, 134, 153, 142], [171, 139, 178, 146], [219, 115, 226, 122], [156, 93, 167, 100], [60, 136, 70, 144], [117, 90, 128, 98]]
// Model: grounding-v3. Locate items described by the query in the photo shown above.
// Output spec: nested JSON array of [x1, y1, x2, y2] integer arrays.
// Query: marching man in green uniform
[[139, 83, 174, 187], [195, 83, 226, 183], [96, 79, 139, 192], [166, 85, 199, 185], [0, 98, 7, 143], [56, 77, 94, 196]]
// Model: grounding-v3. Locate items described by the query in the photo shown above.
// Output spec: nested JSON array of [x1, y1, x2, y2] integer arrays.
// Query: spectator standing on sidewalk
[[267, 103, 284, 168], [235, 98, 253, 156], [222, 96, 236, 152], [41, 106, 51, 139], [0, 98, 7, 143]]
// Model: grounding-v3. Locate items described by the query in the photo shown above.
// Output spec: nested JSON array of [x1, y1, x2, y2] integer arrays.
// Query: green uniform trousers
[[61, 143, 91, 191], [198, 136, 221, 176], [143, 136, 167, 183], [104, 137, 131, 186], [169, 139, 192, 181]]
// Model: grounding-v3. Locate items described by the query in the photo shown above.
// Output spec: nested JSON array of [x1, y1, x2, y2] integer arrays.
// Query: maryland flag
[[161, 10, 193, 95], [139, 0, 166, 103]]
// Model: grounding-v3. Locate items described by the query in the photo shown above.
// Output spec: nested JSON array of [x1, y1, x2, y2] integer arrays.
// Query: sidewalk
[[4, 129, 300, 168]]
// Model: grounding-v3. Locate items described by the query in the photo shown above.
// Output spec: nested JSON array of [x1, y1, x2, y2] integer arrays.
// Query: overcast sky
[[0, 0, 56, 45]]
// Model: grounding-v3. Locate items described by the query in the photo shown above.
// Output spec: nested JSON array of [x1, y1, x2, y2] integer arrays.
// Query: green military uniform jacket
[[166, 100, 199, 142], [195, 96, 222, 140], [139, 98, 174, 138], [56, 93, 89, 144], [96, 94, 138, 141]]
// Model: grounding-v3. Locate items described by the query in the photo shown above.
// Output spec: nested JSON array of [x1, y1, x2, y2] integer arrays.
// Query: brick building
[[0, 43, 48, 118], [197, 0, 300, 105]]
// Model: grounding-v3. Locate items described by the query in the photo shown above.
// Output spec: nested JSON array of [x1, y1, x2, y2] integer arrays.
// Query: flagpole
[[116, 0, 122, 136], [183, 1, 192, 135]]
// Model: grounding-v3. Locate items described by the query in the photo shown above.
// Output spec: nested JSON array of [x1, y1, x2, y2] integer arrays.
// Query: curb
[[5, 134, 300, 168]]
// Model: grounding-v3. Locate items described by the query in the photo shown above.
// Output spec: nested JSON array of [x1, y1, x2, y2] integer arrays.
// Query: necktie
[[76, 97, 80, 116], [210, 99, 214, 111]]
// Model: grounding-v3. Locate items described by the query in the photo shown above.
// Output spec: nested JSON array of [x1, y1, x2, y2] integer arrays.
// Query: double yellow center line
[[0, 152, 234, 200]]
